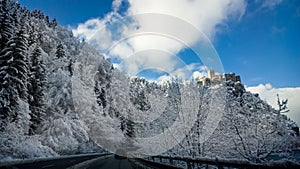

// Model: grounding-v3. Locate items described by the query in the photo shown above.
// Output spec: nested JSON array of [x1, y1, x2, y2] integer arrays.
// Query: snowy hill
[[0, 0, 298, 163], [0, 0, 103, 160]]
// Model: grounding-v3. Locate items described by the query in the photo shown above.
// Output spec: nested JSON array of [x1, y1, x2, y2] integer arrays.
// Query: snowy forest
[[0, 0, 299, 164]]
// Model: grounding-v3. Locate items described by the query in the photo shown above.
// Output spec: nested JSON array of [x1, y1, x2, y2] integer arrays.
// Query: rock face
[[224, 72, 241, 83], [232, 81, 245, 97]]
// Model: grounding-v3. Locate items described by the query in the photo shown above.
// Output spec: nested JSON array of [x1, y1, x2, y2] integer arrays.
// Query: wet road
[[71, 156, 134, 169], [0, 154, 134, 169]]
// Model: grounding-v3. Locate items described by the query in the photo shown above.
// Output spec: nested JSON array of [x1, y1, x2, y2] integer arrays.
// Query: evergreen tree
[[129, 79, 151, 111], [12, 10, 20, 32], [27, 25, 36, 46], [94, 81, 107, 108], [50, 17, 57, 28], [125, 117, 135, 138], [0, 29, 29, 127], [28, 46, 45, 135], [67, 60, 73, 76], [119, 116, 126, 132], [0, 0, 13, 50], [55, 43, 65, 59], [45, 16, 50, 26], [12, 29, 29, 100]]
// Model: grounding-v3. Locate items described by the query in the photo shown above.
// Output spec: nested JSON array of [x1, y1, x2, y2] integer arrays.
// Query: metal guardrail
[[139, 155, 300, 169], [132, 158, 181, 169]]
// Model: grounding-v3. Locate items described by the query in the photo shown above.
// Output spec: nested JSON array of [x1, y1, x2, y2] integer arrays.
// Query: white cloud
[[126, 0, 246, 39], [247, 84, 300, 125], [72, 14, 116, 51], [72, 0, 246, 79], [154, 63, 208, 82], [157, 75, 172, 82], [192, 71, 207, 79], [73, 18, 103, 40], [112, 0, 123, 12]]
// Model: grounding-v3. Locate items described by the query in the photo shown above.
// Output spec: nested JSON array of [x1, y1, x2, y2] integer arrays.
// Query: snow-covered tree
[[1, 0, 298, 162], [28, 46, 45, 135], [55, 43, 66, 59], [0, 0, 13, 50], [125, 118, 135, 138], [0, 1, 103, 159], [14, 28, 29, 99], [225, 84, 289, 162], [277, 94, 289, 114], [50, 17, 57, 28], [94, 80, 107, 109], [0, 28, 29, 129]]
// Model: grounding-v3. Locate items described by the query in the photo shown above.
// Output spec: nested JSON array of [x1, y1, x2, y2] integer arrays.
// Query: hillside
[[0, 0, 298, 163]]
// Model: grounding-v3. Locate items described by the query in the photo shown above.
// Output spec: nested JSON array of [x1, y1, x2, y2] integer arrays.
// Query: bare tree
[[277, 94, 289, 114], [227, 92, 288, 163]]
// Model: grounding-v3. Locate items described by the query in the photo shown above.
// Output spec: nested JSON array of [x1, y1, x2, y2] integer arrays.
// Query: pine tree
[[28, 46, 45, 135], [12, 10, 20, 32], [0, 29, 29, 128], [55, 43, 65, 59], [94, 81, 107, 108], [45, 16, 50, 26], [12, 29, 29, 99], [51, 17, 57, 28], [125, 117, 135, 138], [120, 116, 126, 131], [67, 60, 73, 76], [0, 0, 13, 50]]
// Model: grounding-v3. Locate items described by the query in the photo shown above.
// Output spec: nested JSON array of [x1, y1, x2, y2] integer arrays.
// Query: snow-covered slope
[[0, 0, 104, 160], [0, 0, 298, 163], [166, 82, 298, 162]]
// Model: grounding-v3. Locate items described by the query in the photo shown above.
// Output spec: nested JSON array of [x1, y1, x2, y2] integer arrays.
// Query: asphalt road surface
[[72, 156, 135, 169], [0, 155, 137, 169]]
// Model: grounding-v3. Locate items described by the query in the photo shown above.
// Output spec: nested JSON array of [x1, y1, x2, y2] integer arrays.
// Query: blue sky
[[18, 0, 300, 88], [17, 0, 300, 125], [18, 0, 113, 26], [217, 0, 300, 88]]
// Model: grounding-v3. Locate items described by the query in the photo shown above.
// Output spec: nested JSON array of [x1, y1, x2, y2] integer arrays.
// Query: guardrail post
[[186, 159, 192, 169], [215, 158, 224, 169], [169, 158, 174, 166]]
